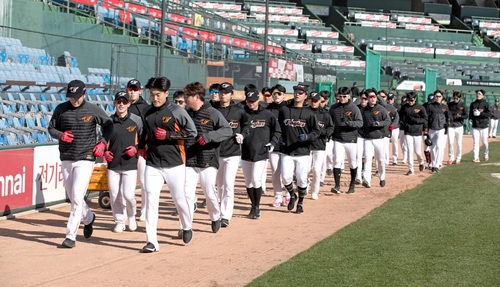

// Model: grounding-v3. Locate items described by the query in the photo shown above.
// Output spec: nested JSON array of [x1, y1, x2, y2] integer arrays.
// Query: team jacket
[[139, 102, 197, 168], [399, 103, 428, 136], [329, 100, 363, 143], [48, 100, 113, 161], [107, 113, 143, 171], [129, 96, 149, 119], [266, 100, 289, 152], [469, 99, 492, 129], [309, 107, 334, 151], [278, 102, 321, 156], [241, 105, 281, 162], [360, 104, 391, 139], [491, 104, 500, 120], [426, 102, 451, 130], [447, 100, 468, 128], [214, 101, 250, 157], [377, 95, 399, 134], [184, 104, 232, 168]]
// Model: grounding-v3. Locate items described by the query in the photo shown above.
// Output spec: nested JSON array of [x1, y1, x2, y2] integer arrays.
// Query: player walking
[[470, 89, 492, 162], [426, 90, 450, 172], [489, 99, 499, 138], [447, 91, 468, 165]]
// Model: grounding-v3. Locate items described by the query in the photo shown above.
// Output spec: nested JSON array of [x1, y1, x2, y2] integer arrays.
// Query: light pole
[[158, 0, 166, 76], [262, 0, 269, 88]]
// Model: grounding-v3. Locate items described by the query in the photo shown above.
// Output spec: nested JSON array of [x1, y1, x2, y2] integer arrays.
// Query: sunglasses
[[209, 90, 219, 94], [295, 90, 306, 95], [174, 100, 185, 104], [361, 97, 368, 101], [368, 95, 377, 99], [408, 98, 416, 102], [127, 87, 140, 92], [115, 99, 129, 105], [273, 92, 283, 96], [264, 93, 272, 97], [435, 95, 443, 98], [310, 98, 320, 103], [340, 95, 349, 98]]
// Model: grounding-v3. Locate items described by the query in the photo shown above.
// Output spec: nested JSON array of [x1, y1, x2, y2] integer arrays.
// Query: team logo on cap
[[69, 87, 80, 93], [129, 80, 138, 85], [162, 117, 172, 123], [118, 92, 127, 97], [221, 83, 231, 88], [81, 115, 92, 122]]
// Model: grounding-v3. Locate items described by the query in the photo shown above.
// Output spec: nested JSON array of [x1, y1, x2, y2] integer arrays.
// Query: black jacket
[[241, 105, 281, 162], [329, 100, 363, 143], [278, 102, 321, 156], [129, 96, 149, 119], [360, 104, 391, 139], [400, 103, 428, 136], [426, 102, 451, 131], [447, 100, 468, 128], [310, 107, 334, 150], [48, 100, 113, 161], [214, 101, 250, 157], [266, 100, 289, 152], [469, 99, 492, 129], [491, 104, 500, 120], [107, 113, 143, 170]]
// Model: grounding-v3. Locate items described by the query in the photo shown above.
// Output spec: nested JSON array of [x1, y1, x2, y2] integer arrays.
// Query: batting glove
[[104, 151, 114, 162], [138, 148, 147, 158], [298, 134, 308, 142], [155, 127, 167, 140], [265, 143, 274, 153], [59, 131, 74, 143], [389, 124, 395, 131], [197, 136, 207, 146], [124, 146, 137, 157], [235, 133, 244, 144], [92, 142, 107, 157]]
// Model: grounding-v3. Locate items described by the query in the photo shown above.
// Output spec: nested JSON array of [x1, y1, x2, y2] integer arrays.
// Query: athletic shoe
[[311, 193, 319, 200], [141, 242, 157, 253], [485, 157, 489, 162], [200, 199, 207, 208], [355, 179, 362, 185], [251, 208, 261, 219], [177, 229, 183, 239], [83, 213, 95, 239], [211, 219, 221, 233], [221, 219, 229, 227], [456, 160, 461, 165], [320, 182, 324, 187], [431, 167, 436, 173], [183, 229, 193, 244], [362, 180, 371, 188], [331, 186, 341, 194], [406, 170, 414, 176], [419, 164, 424, 171], [248, 207, 255, 218], [380, 180, 386, 187], [113, 224, 126, 233], [402, 161, 407, 165], [296, 204, 304, 214], [392, 162, 398, 166], [447, 160, 453, 165], [347, 184, 355, 194], [61, 238, 75, 248], [128, 219, 137, 232], [473, 159, 480, 163], [139, 214, 146, 222], [435, 168, 440, 173], [326, 168, 333, 175], [287, 193, 297, 211], [272, 200, 281, 207]]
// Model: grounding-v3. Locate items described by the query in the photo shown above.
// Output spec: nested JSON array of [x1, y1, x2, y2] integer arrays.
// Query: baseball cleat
[[362, 180, 371, 188], [380, 180, 386, 187], [113, 224, 126, 233], [447, 160, 453, 165], [406, 170, 414, 176], [485, 157, 489, 162], [473, 159, 480, 163], [311, 193, 319, 200], [287, 194, 297, 211], [128, 219, 137, 232], [221, 219, 229, 227], [251, 208, 261, 219], [419, 164, 425, 171], [355, 179, 362, 185], [456, 160, 461, 165], [141, 242, 157, 253], [61, 238, 75, 248], [211, 219, 221, 233], [177, 229, 183, 239], [183, 229, 193, 244], [83, 213, 95, 239], [347, 184, 355, 194], [296, 204, 304, 214], [272, 200, 282, 207], [331, 186, 341, 194]]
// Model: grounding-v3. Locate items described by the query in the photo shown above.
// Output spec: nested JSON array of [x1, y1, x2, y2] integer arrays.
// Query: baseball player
[[126, 79, 149, 222], [399, 92, 427, 175], [308, 91, 334, 199], [489, 99, 499, 138], [354, 90, 368, 184], [422, 94, 435, 169], [426, 90, 451, 172], [377, 90, 398, 167], [241, 89, 281, 218], [360, 89, 391, 187], [396, 95, 408, 165], [139, 77, 197, 253], [48, 80, 114, 248], [386, 93, 400, 165], [214, 82, 249, 227], [104, 91, 143, 233], [319, 90, 334, 186], [447, 91, 468, 165], [208, 83, 220, 108], [278, 84, 320, 213], [262, 87, 273, 105], [173, 90, 186, 109], [470, 89, 492, 162], [183, 81, 232, 233], [329, 86, 363, 194]]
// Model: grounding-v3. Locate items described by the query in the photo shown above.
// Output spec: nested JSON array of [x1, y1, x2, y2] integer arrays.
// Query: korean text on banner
[[0, 148, 34, 214], [33, 146, 66, 207]]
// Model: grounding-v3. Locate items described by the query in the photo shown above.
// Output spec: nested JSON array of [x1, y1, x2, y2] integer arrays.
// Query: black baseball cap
[[309, 91, 321, 100], [293, 83, 309, 92], [127, 79, 141, 89], [66, 80, 86, 98], [114, 91, 130, 101], [245, 89, 259, 101], [220, 82, 234, 93]]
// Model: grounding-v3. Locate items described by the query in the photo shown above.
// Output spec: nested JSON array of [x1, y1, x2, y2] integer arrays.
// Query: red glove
[[59, 131, 74, 143], [124, 146, 137, 157], [197, 136, 207, 146], [155, 127, 167, 140], [104, 151, 114, 162], [454, 114, 461, 119], [92, 142, 106, 157], [138, 148, 146, 158], [389, 124, 394, 132]]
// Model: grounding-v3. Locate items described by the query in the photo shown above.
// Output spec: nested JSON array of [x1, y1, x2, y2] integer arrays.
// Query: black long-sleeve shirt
[[214, 102, 250, 158], [278, 103, 320, 156], [448, 100, 468, 128], [241, 105, 281, 162], [360, 104, 391, 139], [469, 99, 492, 129], [426, 102, 451, 131], [329, 100, 363, 143], [107, 113, 143, 170], [309, 107, 334, 150], [400, 103, 428, 136]]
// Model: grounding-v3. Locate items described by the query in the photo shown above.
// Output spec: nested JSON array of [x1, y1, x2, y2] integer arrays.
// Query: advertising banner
[[33, 146, 65, 207], [101, 0, 124, 9], [305, 30, 339, 39], [397, 16, 432, 24], [0, 148, 34, 214], [435, 49, 500, 58], [354, 13, 390, 21], [127, 3, 146, 14], [268, 58, 295, 80]]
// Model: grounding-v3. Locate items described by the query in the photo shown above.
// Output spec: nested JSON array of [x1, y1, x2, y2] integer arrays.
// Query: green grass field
[[249, 142, 500, 287]]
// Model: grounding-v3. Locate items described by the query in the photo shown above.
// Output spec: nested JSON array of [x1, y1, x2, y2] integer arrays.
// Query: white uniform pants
[[269, 152, 285, 200], [108, 169, 137, 226], [145, 164, 191, 251], [448, 126, 464, 162], [384, 137, 390, 166], [320, 140, 334, 182], [261, 159, 268, 192], [333, 141, 357, 169], [391, 128, 400, 164], [185, 166, 220, 222], [241, 160, 268, 188], [310, 150, 325, 196], [429, 129, 446, 168], [363, 138, 386, 183], [405, 135, 424, 172], [281, 154, 310, 188], [400, 129, 408, 163], [472, 127, 489, 160], [355, 137, 364, 181], [61, 160, 94, 241], [490, 119, 498, 137], [137, 156, 147, 217], [217, 156, 240, 221]]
